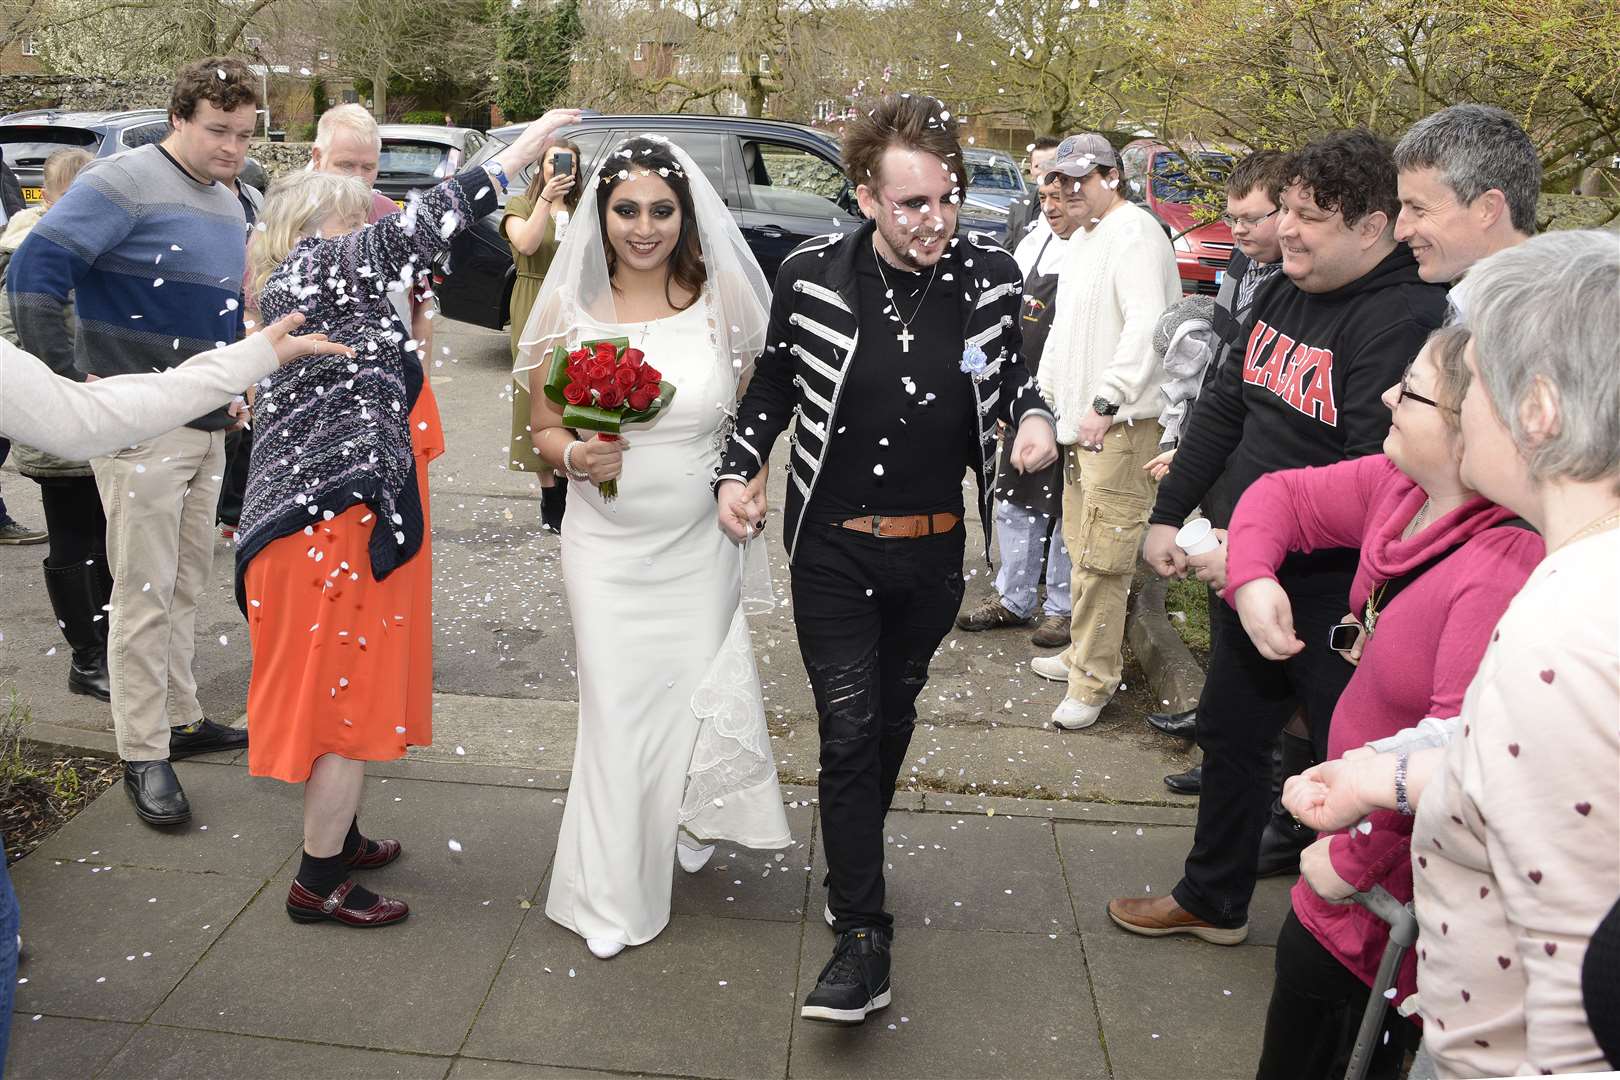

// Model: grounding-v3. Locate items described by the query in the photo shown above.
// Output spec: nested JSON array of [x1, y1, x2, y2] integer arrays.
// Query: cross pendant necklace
[[872, 238, 937, 353]]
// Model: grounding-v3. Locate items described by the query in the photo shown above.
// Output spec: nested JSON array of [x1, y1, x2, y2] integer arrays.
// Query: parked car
[[963, 147, 1027, 214], [432, 113, 1009, 331], [0, 109, 172, 203], [373, 124, 496, 207], [1119, 139, 1236, 296], [0, 107, 271, 207]]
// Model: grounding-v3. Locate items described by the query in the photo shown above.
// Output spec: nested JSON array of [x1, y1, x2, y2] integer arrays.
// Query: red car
[[1119, 140, 1236, 296]]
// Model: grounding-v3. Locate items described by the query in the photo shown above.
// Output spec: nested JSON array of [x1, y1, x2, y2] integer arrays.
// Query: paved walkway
[[7, 747, 1292, 1080]]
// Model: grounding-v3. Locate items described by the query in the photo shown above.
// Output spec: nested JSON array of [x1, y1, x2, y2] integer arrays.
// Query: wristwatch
[[1091, 396, 1120, 416], [481, 159, 510, 194]]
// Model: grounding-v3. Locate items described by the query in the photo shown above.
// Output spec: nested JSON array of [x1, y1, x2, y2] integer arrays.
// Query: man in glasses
[[1110, 130, 1448, 947]]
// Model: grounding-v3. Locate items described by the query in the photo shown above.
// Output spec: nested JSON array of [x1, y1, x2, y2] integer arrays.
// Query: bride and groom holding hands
[[513, 92, 1058, 1025]]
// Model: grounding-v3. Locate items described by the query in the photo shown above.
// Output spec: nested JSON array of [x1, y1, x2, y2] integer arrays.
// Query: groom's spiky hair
[[843, 93, 964, 198]]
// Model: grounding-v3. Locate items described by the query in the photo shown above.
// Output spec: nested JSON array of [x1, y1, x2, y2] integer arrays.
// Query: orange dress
[[244, 383, 446, 783]]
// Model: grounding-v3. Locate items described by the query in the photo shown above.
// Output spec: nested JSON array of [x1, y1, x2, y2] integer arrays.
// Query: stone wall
[[250, 141, 315, 179], [0, 75, 169, 116]]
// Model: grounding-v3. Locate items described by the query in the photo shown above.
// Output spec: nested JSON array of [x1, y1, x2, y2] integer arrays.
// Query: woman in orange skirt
[[236, 111, 576, 928]]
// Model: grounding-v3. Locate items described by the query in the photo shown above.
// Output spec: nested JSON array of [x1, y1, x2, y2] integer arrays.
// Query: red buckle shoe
[[286, 879, 409, 927], [344, 838, 402, 870]]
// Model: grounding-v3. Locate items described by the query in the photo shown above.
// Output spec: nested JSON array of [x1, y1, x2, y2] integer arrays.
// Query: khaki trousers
[[91, 426, 226, 761], [1060, 419, 1162, 705]]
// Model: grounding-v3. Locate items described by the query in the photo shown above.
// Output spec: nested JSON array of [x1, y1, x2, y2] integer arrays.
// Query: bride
[[514, 135, 790, 959]]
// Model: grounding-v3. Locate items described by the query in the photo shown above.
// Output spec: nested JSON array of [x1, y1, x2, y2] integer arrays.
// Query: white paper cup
[[1176, 518, 1221, 556]]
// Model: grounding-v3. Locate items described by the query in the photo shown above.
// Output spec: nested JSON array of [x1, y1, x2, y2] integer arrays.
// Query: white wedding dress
[[547, 295, 792, 949]]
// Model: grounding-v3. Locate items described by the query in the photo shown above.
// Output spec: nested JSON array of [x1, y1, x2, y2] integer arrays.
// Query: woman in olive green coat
[[505, 139, 582, 533]]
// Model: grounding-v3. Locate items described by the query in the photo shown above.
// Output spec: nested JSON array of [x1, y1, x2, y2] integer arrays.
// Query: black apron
[[995, 233, 1063, 516]]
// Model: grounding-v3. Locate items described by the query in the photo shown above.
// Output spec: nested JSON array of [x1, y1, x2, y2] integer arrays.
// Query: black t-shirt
[[808, 240, 976, 522]]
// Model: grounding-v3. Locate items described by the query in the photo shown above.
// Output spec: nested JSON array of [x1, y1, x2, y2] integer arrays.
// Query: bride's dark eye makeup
[[611, 200, 677, 218]]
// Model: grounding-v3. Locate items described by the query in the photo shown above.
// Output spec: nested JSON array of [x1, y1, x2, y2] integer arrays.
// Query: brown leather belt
[[839, 512, 961, 539]]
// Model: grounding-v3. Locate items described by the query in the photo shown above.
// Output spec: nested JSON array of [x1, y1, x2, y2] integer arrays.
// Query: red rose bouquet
[[542, 336, 676, 500]]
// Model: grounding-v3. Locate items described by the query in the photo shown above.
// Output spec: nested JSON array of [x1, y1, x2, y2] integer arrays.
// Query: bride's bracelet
[[562, 440, 592, 483]]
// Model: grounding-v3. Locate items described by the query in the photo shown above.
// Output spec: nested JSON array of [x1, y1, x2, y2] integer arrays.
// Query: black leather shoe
[[1148, 708, 1197, 738], [1256, 801, 1314, 877], [124, 760, 191, 826], [170, 718, 249, 759], [1164, 764, 1202, 795]]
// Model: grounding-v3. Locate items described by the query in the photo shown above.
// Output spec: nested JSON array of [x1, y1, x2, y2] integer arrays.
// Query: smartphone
[[553, 150, 574, 176], [1328, 622, 1361, 653]]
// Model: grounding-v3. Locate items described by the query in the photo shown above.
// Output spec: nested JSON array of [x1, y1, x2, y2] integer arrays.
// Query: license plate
[[1214, 269, 1226, 286], [21, 186, 43, 204]]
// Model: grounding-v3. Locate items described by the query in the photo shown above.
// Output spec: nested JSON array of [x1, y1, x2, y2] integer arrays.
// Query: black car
[[0, 108, 173, 203], [373, 124, 498, 208], [433, 114, 1009, 330]]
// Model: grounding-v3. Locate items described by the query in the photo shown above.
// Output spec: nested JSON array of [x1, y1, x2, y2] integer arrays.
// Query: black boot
[[540, 481, 567, 535], [42, 559, 110, 702], [1255, 731, 1317, 877]]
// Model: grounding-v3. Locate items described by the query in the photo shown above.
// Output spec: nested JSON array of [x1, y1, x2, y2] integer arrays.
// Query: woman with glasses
[[1224, 325, 1544, 1079]]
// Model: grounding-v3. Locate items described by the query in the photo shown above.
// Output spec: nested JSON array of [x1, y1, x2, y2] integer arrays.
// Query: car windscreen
[[378, 140, 461, 181], [967, 157, 1023, 192], [0, 127, 101, 169], [1151, 152, 1233, 203]]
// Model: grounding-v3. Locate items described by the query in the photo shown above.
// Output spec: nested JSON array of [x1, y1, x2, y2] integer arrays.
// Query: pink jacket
[[1225, 454, 1544, 1003]]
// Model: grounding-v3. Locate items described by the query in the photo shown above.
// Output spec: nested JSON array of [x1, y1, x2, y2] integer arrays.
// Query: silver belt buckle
[[870, 515, 884, 536]]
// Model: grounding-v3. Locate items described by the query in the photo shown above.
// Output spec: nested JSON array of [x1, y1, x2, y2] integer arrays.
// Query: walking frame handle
[[1354, 885, 1419, 947], [1343, 886, 1421, 1080]]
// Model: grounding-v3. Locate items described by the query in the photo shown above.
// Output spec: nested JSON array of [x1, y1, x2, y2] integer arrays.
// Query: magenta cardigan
[[1225, 454, 1544, 1003]]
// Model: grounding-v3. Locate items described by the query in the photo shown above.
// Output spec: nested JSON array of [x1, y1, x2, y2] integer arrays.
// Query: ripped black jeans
[[791, 521, 966, 932]]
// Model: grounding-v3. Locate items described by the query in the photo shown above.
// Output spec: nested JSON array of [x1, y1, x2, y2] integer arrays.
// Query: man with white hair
[[308, 104, 435, 361]]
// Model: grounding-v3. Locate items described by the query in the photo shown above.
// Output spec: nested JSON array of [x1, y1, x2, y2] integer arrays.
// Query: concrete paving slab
[[1082, 930, 1275, 1080], [100, 1027, 454, 1079], [670, 801, 816, 923], [449, 1060, 683, 1080], [922, 792, 1197, 824], [787, 926, 1107, 1079], [814, 810, 1074, 935], [30, 761, 302, 879], [1055, 822, 1294, 945], [267, 774, 565, 903], [409, 694, 579, 770], [8, 860, 262, 1023], [463, 913, 799, 1078], [151, 884, 526, 1056], [3, 1014, 138, 1080]]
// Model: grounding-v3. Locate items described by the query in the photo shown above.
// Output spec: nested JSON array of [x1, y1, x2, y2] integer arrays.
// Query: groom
[[716, 92, 1058, 1024]]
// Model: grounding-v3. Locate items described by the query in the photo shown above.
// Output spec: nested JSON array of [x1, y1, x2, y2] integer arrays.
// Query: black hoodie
[[1152, 243, 1447, 535]]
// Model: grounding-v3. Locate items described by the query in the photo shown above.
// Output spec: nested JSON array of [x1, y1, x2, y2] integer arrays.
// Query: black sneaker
[[801, 927, 892, 1025]]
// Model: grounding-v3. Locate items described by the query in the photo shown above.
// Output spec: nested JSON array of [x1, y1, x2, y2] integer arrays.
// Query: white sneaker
[[676, 836, 715, 874], [587, 938, 625, 959], [1051, 696, 1107, 731], [1030, 654, 1070, 682]]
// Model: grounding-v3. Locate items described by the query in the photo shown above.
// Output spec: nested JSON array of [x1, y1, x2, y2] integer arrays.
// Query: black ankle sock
[[341, 818, 379, 861], [296, 851, 378, 910]]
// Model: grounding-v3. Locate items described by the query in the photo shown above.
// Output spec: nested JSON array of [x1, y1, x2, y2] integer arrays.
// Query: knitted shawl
[[234, 169, 494, 611]]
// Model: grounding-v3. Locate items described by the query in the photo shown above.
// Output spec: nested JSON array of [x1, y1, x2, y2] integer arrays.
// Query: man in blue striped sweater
[[8, 58, 261, 826]]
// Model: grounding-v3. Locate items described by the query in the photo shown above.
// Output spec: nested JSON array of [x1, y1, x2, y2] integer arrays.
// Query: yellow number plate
[[21, 186, 43, 204]]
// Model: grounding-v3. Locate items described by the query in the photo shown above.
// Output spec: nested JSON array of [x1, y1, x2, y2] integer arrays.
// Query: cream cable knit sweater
[[1038, 199, 1182, 444]]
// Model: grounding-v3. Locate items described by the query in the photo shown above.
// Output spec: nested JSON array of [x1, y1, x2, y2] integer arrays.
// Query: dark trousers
[[1255, 909, 1415, 1080], [1173, 576, 1354, 927], [216, 427, 252, 527], [791, 522, 966, 933], [35, 476, 107, 569], [0, 437, 11, 523]]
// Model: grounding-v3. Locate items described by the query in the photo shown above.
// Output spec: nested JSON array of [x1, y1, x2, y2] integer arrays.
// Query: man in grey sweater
[[8, 58, 262, 826]]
